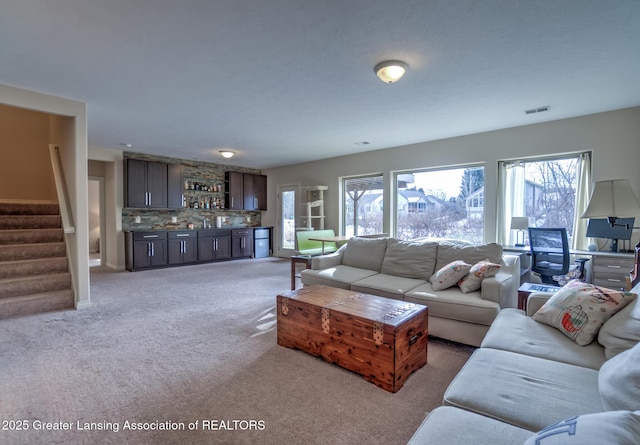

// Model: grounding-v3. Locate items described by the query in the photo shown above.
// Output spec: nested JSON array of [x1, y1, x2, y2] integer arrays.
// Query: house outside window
[[395, 166, 484, 243]]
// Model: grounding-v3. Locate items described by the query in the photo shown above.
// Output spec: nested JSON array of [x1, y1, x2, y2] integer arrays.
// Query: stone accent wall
[[122, 152, 263, 231]]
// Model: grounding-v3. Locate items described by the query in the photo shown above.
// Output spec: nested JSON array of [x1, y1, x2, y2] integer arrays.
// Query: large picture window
[[343, 174, 384, 237], [497, 152, 591, 248], [395, 166, 485, 242]]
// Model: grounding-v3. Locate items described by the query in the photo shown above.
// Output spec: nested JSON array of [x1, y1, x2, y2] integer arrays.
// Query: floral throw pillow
[[429, 260, 472, 291], [533, 280, 637, 346], [457, 260, 501, 294]]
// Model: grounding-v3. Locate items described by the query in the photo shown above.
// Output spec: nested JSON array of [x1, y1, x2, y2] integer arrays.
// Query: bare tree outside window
[[343, 175, 384, 236]]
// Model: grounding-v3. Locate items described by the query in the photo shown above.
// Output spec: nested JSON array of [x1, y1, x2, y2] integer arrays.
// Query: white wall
[[263, 107, 640, 256]]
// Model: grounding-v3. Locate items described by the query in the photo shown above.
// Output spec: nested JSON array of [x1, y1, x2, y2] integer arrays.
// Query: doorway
[[88, 176, 105, 267]]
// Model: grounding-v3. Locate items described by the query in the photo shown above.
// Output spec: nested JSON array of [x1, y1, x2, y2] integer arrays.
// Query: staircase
[[0, 203, 74, 319]]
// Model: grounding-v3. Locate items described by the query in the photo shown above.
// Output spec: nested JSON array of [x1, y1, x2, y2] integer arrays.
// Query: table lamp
[[511, 216, 529, 247]]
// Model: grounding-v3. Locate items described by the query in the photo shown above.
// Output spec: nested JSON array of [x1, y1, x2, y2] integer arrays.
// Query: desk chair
[[528, 227, 587, 285]]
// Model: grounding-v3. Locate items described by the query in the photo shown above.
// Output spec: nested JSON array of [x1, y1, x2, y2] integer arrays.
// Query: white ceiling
[[1, 1, 639, 169]]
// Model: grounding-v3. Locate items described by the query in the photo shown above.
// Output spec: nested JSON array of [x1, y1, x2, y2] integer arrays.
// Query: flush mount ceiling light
[[219, 150, 235, 159], [374, 60, 408, 83]]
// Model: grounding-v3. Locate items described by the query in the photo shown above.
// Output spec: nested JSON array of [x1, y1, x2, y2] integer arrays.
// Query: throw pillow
[[599, 342, 640, 411], [533, 280, 637, 346], [598, 297, 640, 359], [429, 260, 472, 291], [457, 260, 501, 294], [524, 410, 640, 445]]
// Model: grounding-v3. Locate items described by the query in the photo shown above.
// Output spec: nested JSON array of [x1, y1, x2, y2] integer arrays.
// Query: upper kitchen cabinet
[[225, 171, 267, 210], [167, 163, 184, 209], [224, 171, 244, 210], [125, 159, 167, 208], [243, 173, 267, 211]]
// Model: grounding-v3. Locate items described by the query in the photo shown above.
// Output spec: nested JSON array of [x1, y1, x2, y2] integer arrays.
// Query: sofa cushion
[[443, 348, 603, 432], [407, 406, 532, 445], [429, 260, 472, 290], [342, 237, 388, 272], [598, 296, 640, 359], [350, 274, 426, 300], [524, 410, 640, 445], [599, 342, 640, 411], [533, 280, 637, 346], [301, 265, 379, 289], [405, 283, 500, 326], [458, 260, 501, 294], [434, 240, 503, 271], [481, 308, 606, 369], [380, 238, 438, 280]]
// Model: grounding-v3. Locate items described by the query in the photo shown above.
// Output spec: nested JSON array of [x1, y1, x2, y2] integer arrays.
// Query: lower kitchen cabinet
[[198, 229, 231, 261], [168, 231, 197, 265], [232, 229, 253, 258], [126, 231, 168, 271]]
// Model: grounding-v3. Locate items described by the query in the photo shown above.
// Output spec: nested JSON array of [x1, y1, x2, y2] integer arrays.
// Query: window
[[343, 174, 384, 237], [395, 166, 484, 242], [498, 153, 590, 247]]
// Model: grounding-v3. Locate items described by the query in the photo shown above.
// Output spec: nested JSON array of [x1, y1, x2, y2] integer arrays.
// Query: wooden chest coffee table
[[276, 285, 428, 393]]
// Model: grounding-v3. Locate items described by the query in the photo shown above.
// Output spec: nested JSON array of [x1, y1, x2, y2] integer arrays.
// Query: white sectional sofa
[[300, 236, 520, 346], [408, 282, 640, 445]]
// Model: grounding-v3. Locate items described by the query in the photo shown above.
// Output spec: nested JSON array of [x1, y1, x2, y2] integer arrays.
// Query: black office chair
[[528, 227, 587, 285]]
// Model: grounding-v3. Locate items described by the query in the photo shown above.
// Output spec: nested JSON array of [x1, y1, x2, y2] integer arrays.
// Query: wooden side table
[[517, 282, 561, 310], [290, 255, 313, 290]]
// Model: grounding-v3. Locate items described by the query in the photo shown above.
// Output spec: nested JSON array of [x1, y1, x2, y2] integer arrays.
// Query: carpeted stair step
[[0, 228, 64, 245], [0, 203, 60, 216], [0, 242, 66, 262], [0, 215, 62, 230], [0, 272, 71, 299], [0, 257, 69, 280], [0, 289, 74, 320]]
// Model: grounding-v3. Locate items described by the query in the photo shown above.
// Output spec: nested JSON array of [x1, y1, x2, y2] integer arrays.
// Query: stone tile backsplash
[[123, 152, 264, 231]]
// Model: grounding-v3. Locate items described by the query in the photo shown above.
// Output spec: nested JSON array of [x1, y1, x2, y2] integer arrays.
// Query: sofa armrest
[[481, 271, 514, 307], [526, 292, 554, 316], [311, 244, 346, 269]]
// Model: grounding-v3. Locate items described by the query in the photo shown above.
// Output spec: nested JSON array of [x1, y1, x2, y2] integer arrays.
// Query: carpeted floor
[[0, 258, 474, 445]]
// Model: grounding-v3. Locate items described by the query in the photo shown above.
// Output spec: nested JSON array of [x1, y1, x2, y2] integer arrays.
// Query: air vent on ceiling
[[525, 106, 551, 115]]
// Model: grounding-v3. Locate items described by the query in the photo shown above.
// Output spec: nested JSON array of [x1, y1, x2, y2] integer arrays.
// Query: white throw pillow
[[524, 410, 640, 445], [598, 297, 640, 359], [599, 342, 640, 411], [457, 260, 500, 294], [429, 260, 472, 291], [533, 280, 636, 346]]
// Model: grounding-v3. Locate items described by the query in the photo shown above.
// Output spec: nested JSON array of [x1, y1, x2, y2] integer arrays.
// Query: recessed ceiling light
[[355, 141, 371, 145]]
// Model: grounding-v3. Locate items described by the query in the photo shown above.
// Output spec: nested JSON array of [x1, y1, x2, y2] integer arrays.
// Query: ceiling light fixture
[[219, 150, 235, 159], [374, 60, 408, 84]]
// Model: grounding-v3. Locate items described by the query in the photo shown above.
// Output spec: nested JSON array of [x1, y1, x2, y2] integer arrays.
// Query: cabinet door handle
[[148, 192, 152, 206], [177, 233, 189, 237], [606, 265, 622, 269], [254, 198, 258, 208], [147, 242, 151, 257], [143, 234, 159, 239], [214, 239, 218, 251], [231, 197, 234, 208]]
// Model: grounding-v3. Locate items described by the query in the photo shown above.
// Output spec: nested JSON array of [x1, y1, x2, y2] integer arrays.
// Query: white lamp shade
[[582, 179, 640, 218], [510, 216, 530, 230]]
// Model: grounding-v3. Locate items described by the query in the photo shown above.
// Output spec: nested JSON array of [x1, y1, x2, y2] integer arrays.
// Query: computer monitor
[[586, 217, 635, 252]]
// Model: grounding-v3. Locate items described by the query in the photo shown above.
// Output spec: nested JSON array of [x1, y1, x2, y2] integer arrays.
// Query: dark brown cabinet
[[225, 171, 267, 210], [125, 159, 168, 208], [198, 229, 231, 261], [125, 231, 167, 270], [243, 173, 267, 210], [168, 231, 197, 265], [232, 229, 253, 258], [167, 163, 184, 209], [225, 171, 244, 210]]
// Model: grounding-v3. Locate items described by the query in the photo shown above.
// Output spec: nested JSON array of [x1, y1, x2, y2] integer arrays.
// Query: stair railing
[[49, 145, 76, 234]]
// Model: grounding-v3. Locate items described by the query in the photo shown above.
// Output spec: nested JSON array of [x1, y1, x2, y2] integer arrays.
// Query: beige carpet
[[0, 258, 474, 445]]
